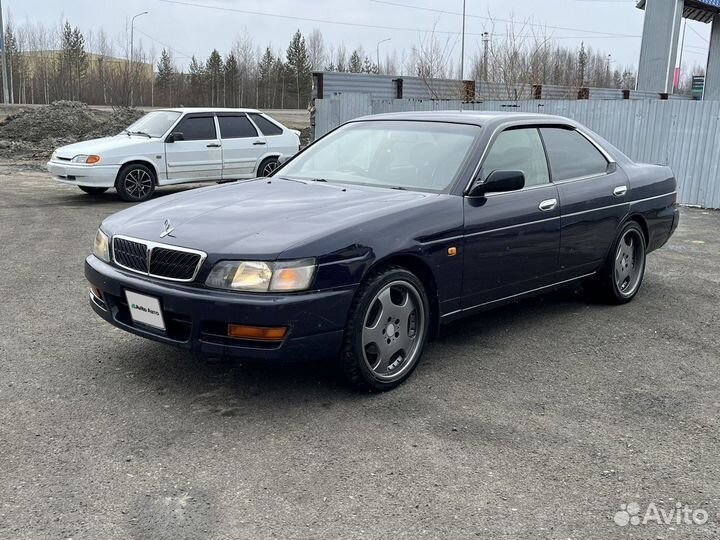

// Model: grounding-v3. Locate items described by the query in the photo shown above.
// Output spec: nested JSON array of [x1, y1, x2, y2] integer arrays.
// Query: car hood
[[55, 135, 152, 157], [102, 178, 434, 258]]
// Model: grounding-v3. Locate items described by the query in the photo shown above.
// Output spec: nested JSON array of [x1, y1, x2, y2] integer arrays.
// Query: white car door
[[217, 114, 266, 179], [164, 114, 222, 183], [248, 112, 300, 160]]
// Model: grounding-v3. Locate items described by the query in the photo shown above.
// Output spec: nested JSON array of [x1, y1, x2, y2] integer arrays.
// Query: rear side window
[[249, 113, 284, 136], [481, 128, 549, 187], [218, 115, 258, 139], [175, 116, 216, 141], [540, 128, 608, 181]]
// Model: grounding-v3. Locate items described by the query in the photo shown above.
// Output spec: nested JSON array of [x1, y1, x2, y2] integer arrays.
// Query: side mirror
[[468, 170, 525, 196], [166, 132, 185, 143]]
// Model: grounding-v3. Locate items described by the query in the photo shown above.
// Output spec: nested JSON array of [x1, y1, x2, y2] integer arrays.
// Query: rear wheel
[[78, 186, 108, 195], [258, 156, 280, 177], [586, 221, 647, 304], [340, 266, 430, 392], [115, 163, 156, 202]]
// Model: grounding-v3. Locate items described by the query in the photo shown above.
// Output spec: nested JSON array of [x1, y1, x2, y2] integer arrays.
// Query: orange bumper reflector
[[227, 324, 288, 341], [90, 286, 103, 300]]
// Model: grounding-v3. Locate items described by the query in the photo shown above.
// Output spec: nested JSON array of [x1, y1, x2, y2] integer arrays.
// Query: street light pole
[[129, 11, 148, 107], [376, 38, 391, 74], [460, 0, 466, 80], [482, 32, 490, 82], [0, 0, 10, 104]]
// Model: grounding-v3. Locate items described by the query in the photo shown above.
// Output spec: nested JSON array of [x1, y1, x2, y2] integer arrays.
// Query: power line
[[368, 0, 642, 38], [686, 24, 709, 44]]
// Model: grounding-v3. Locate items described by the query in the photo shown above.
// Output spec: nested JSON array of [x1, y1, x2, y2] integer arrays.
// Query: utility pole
[[677, 18, 687, 92], [129, 11, 148, 107], [376, 38, 391, 74], [482, 32, 490, 82], [0, 0, 10, 104], [460, 0, 466, 80]]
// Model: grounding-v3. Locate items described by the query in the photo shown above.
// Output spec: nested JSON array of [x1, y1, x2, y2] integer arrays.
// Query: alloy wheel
[[124, 168, 153, 199], [614, 228, 645, 297]]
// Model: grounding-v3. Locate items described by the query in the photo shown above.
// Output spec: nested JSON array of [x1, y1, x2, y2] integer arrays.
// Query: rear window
[[175, 116, 216, 141], [249, 113, 284, 136], [540, 128, 608, 181], [218, 115, 258, 139]]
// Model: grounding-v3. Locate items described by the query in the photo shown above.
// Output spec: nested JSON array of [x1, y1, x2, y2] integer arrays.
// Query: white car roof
[[160, 107, 263, 114]]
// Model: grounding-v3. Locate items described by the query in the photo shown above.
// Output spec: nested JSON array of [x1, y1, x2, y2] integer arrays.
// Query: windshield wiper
[[389, 185, 409, 191], [129, 130, 152, 138]]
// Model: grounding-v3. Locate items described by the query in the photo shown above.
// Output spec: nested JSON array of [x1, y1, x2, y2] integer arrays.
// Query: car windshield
[[123, 110, 182, 138], [279, 120, 481, 192]]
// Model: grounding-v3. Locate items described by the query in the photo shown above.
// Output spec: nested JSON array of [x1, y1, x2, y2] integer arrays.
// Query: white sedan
[[47, 108, 301, 202]]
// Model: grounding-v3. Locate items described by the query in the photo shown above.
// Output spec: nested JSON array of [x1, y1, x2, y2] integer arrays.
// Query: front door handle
[[206, 143, 221, 148], [253, 141, 266, 146], [613, 185, 628, 197], [539, 198, 557, 212]]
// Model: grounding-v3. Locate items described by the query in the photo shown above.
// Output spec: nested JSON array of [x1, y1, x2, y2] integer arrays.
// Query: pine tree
[[258, 47, 275, 108], [349, 50, 362, 73], [188, 55, 206, 106], [224, 53, 239, 107], [206, 49, 223, 106], [156, 49, 175, 106], [578, 42, 587, 87], [286, 30, 311, 108], [362, 56, 377, 74]]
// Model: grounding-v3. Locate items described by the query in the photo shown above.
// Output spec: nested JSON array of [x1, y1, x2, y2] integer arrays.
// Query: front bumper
[[47, 161, 120, 188], [85, 255, 355, 361]]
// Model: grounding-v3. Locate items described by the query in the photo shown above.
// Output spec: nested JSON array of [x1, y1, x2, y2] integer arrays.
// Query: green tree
[[4, 23, 21, 103], [156, 48, 175, 106], [60, 22, 88, 100], [349, 50, 362, 73], [577, 42, 587, 87], [188, 55, 206, 106], [224, 53, 239, 107], [206, 49, 223, 106], [258, 47, 275, 108], [286, 30, 311, 108]]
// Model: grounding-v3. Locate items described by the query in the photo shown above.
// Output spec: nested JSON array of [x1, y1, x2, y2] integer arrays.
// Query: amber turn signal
[[447, 246, 457, 257], [86, 155, 101, 164], [227, 324, 288, 341]]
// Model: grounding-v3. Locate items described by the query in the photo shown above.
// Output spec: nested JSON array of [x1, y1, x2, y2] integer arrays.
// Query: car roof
[[352, 110, 579, 129], [160, 107, 263, 114]]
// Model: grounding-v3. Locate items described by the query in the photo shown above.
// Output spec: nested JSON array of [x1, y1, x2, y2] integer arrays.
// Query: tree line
[[1, 15, 703, 109]]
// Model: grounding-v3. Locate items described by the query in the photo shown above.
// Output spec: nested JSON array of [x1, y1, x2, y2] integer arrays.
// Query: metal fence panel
[[314, 95, 720, 208]]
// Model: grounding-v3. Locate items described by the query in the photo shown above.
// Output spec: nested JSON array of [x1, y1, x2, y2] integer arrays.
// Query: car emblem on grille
[[160, 219, 175, 238]]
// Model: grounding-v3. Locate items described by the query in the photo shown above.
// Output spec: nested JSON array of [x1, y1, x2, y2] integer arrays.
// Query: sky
[[6, 0, 714, 75]]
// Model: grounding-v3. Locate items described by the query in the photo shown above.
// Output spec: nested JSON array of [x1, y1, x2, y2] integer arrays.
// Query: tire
[[115, 163, 156, 202], [78, 186, 108, 195], [586, 221, 647, 305], [257, 156, 280, 177], [340, 266, 430, 392]]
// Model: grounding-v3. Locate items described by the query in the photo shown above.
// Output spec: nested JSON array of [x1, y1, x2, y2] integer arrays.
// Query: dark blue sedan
[[86, 112, 679, 391]]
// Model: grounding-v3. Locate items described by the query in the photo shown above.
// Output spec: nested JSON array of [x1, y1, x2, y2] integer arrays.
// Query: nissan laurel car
[[48, 108, 300, 202], [85, 112, 679, 391]]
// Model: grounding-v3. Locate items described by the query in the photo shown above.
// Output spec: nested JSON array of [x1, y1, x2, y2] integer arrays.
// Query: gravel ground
[[0, 168, 719, 540]]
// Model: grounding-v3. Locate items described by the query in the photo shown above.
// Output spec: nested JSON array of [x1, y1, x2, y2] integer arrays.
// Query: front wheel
[[340, 267, 430, 392], [78, 186, 108, 195], [115, 164, 156, 202], [586, 221, 647, 304]]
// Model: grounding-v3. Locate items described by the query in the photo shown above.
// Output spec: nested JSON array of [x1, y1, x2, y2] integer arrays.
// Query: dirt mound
[[0, 101, 144, 162]]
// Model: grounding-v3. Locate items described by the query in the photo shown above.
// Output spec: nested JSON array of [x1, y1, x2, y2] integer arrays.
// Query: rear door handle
[[613, 185, 628, 197], [539, 198, 557, 212], [206, 143, 221, 148], [253, 141, 266, 146]]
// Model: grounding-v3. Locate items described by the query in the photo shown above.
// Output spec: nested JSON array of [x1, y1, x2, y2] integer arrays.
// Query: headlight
[[205, 259, 316, 292], [51, 151, 57, 161], [72, 154, 101, 164], [93, 229, 110, 262]]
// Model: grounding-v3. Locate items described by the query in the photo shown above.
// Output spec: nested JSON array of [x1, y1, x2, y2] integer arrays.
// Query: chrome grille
[[149, 247, 202, 281], [113, 237, 148, 273], [111, 235, 206, 282]]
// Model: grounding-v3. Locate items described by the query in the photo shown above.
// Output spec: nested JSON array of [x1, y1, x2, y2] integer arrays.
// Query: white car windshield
[[279, 120, 481, 192], [124, 110, 182, 138]]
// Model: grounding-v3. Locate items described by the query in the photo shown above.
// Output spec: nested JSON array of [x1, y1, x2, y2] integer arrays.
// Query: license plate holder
[[125, 290, 166, 332]]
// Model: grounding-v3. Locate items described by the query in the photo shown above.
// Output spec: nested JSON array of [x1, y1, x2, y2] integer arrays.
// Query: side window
[[481, 128, 549, 188], [174, 116, 216, 141], [540, 128, 608, 181], [249, 113, 284, 136], [218, 115, 258, 139]]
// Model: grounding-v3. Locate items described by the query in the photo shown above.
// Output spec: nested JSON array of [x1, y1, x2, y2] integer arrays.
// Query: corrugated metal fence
[[313, 95, 720, 208]]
